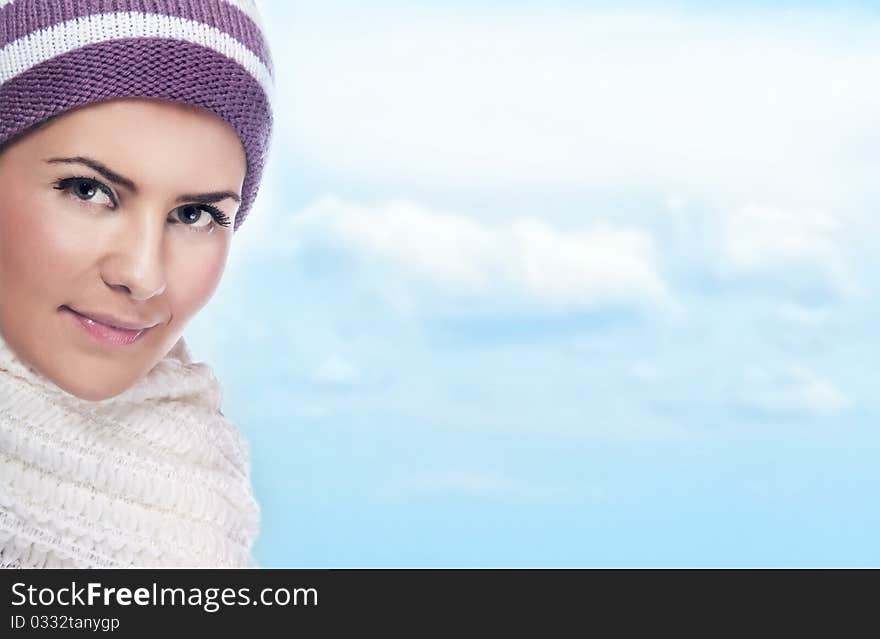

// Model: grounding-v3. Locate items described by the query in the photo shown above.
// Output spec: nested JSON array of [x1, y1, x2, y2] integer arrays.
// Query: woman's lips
[[61, 306, 152, 347]]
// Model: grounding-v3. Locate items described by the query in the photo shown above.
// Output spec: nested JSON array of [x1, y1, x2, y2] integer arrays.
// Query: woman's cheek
[[166, 239, 230, 321], [38, 184, 109, 248], [2, 191, 91, 285]]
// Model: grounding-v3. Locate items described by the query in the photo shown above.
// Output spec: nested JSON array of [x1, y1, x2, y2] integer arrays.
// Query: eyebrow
[[44, 156, 241, 204]]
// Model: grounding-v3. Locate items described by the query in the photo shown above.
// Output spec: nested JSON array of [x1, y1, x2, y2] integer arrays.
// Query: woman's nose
[[101, 214, 168, 301]]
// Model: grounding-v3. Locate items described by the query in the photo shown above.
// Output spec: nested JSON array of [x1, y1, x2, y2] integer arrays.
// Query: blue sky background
[[184, 0, 880, 566]]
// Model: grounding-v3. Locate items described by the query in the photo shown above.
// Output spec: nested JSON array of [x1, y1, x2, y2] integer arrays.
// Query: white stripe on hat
[[0, 11, 273, 105]]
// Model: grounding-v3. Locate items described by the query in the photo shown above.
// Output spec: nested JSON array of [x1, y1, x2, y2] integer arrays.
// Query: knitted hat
[[0, 0, 274, 232]]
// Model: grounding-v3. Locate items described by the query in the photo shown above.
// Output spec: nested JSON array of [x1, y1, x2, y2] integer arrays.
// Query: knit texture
[[0, 0, 274, 231], [0, 330, 260, 568]]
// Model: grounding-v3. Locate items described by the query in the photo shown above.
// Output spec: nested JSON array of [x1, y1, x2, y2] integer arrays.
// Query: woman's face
[[0, 98, 246, 401]]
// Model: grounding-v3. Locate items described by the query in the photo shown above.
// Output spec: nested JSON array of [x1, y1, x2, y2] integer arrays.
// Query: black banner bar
[[0, 568, 868, 634]]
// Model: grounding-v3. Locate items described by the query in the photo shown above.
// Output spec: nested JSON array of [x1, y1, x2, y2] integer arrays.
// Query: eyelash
[[52, 175, 232, 229]]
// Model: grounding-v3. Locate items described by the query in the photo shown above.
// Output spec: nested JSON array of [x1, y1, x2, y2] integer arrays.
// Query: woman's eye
[[175, 204, 228, 229], [54, 177, 230, 230], [173, 205, 216, 229], [54, 177, 114, 207]]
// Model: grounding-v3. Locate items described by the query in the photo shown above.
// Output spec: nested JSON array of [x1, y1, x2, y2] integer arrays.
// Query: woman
[[0, 0, 274, 567]]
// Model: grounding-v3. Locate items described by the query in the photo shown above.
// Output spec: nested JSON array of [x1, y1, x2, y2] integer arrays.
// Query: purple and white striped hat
[[0, 0, 274, 231]]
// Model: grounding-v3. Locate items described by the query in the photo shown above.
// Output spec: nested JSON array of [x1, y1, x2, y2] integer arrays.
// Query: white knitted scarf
[[0, 331, 260, 568]]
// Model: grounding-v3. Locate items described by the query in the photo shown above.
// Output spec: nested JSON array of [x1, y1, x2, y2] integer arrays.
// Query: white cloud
[[736, 363, 850, 418], [280, 195, 677, 316], [312, 354, 360, 388], [269, 4, 880, 212], [715, 203, 861, 298], [255, 2, 879, 304], [376, 469, 593, 502], [776, 302, 834, 326]]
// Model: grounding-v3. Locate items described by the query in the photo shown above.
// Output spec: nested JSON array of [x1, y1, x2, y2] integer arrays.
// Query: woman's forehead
[[21, 100, 247, 189]]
